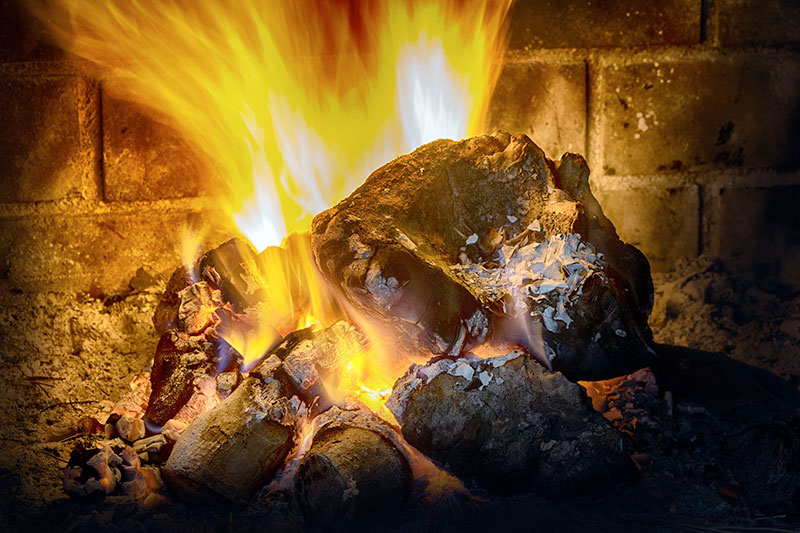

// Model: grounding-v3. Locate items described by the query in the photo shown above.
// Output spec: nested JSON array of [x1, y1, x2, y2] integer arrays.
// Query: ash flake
[[465, 233, 479, 245]]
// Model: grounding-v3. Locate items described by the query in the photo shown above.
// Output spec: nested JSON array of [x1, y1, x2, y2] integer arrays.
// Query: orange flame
[[30, 0, 511, 412]]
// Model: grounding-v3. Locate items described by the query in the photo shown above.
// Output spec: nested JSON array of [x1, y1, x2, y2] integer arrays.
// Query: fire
[[30, 0, 511, 414]]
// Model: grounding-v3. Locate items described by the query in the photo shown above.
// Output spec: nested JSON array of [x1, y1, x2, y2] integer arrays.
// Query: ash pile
[[60, 133, 800, 529]]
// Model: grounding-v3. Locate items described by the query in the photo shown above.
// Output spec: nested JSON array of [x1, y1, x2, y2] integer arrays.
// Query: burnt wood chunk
[[278, 321, 366, 410], [144, 330, 215, 426], [387, 350, 635, 494], [163, 373, 297, 504], [152, 238, 257, 336], [311, 132, 655, 380], [294, 406, 413, 529]]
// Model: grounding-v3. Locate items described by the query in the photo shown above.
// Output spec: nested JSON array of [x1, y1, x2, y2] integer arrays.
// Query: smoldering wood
[[152, 238, 258, 335], [277, 321, 366, 410], [387, 350, 635, 494], [294, 405, 413, 529], [162, 373, 297, 504], [145, 330, 216, 426], [311, 132, 655, 380]]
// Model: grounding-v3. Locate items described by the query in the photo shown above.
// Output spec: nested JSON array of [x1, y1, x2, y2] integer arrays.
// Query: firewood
[[162, 369, 298, 504], [152, 238, 257, 335], [387, 350, 635, 494], [294, 405, 413, 529], [311, 132, 655, 380], [275, 321, 366, 410], [144, 330, 215, 426]]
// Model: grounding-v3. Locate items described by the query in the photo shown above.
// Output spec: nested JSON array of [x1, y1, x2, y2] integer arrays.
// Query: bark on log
[[162, 367, 298, 504], [294, 406, 413, 529], [387, 350, 635, 494], [311, 132, 655, 380]]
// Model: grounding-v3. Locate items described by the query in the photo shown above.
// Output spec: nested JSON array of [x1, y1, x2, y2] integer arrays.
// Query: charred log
[[311, 132, 655, 380], [162, 365, 298, 504], [144, 330, 216, 426], [388, 350, 635, 494], [294, 406, 413, 529]]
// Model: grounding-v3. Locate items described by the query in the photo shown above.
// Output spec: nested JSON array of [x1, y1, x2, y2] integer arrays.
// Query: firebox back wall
[[1, 0, 799, 294]]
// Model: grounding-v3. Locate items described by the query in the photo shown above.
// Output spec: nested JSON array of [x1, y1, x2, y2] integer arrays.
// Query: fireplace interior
[[2, 0, 800, 531]]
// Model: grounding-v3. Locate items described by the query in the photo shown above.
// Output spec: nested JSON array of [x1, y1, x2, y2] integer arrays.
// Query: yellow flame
[[29, 0, 510, 251], [30, 0, 511, 412]]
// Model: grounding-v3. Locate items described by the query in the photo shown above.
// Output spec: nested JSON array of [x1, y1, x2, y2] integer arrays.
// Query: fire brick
[[0, 209, 230, 293], [507, 0, 701, 50], [0, 75, 89, 202], [487, 61, 586, 159], [706, 184, 800, 279], [593, 180, 700, 271], [102, 94, 209, 201], [600, 53, 800, 176], [717, 0, 800, 45]]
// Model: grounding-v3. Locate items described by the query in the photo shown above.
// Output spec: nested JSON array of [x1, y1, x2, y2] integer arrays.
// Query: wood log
[[144, 330, 216, 426], [162, 365, 298, 504], [294, 405, 413, 529], [387, 350, 635, 494], [311, 132, 655, 380]]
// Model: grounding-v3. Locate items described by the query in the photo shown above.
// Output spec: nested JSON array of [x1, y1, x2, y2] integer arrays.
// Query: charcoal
[[387, 350, 635, 494], [294, 405, 412, 529], [312, 132, 655, 380], [144, 330, 216, 426], [163, 369, 298, 504]]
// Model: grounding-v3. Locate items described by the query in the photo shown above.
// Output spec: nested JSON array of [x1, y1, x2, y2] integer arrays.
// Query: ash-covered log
[[312, 132, 655, 380], [162, 356, 298, 504], [387, 350, 635, 494], [294, 405, 413, 529]]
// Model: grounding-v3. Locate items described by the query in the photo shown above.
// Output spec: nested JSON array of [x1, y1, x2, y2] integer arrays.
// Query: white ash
[[450, 233, 606, 333], [387, 350, 525, 422]]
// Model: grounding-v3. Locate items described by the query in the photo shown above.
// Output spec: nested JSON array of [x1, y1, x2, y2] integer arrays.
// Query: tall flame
[[29, 0, 510, 250], [29, 0, 511, 416]]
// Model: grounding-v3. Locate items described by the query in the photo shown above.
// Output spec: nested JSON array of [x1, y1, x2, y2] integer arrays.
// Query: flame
[[30, 0, 511, 413]]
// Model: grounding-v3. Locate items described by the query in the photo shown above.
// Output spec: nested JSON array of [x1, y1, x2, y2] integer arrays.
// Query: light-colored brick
[[593, 179, 700, 271], [0, 207, 232, 293], [102, 94, 209, 201], [706, 184, 800, 277], [488, 60, 586, 160], [600, 53, 800, 175], [0, 75, 94, 202], [507, 0, 701, 50]]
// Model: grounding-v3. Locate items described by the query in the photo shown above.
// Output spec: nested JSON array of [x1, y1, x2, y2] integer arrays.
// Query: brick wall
[[1, 0, 798, 294]]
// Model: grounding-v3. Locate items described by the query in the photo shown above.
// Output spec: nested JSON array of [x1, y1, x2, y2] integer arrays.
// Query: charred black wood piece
[[144, 330, 216, 426], [388, 350, 636, 494], [294, 405, 413, 530], [311, 132, 655, 381]]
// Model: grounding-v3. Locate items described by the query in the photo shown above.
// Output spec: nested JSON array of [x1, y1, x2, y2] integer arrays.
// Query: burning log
[[387, 350, 635, 494], [144, 330, 216, 426], [162, 360, 298, 504], [311, 132, 655, 380], [278, 321, 366, 410], [294, 405, 413, 529], [152, 238, 257, 335]]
